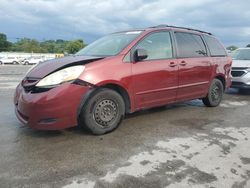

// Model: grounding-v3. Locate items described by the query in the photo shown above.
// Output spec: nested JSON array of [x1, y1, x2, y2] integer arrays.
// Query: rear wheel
[[79, 88, 125, 135], [202, 79, 224, 107]]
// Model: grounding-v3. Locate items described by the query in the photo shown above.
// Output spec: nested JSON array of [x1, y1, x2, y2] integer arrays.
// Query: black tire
[[79, 88, 125, 135], [202, 79, 224, 107], [0, 61, 2, 65], [24, 61, 29, 65]]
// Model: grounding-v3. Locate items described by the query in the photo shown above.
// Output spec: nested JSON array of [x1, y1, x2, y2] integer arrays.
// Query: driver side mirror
[[134, 49, 148, 62]]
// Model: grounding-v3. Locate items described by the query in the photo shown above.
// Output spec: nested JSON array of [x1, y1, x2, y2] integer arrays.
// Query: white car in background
[[21, 57, 44, 65], [0, 57, 20, 65], [231, 48, 250, 90]]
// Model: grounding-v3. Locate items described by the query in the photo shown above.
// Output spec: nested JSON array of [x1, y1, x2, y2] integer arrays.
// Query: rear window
[[203, 35, 227, 57], [175, 32, 207, 58]]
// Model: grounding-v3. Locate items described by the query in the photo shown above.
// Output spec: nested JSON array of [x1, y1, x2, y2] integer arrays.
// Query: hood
[[26, 55, 104, 78], [232, 59, 250, 68]]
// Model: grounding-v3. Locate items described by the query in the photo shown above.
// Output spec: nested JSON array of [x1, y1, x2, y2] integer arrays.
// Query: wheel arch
[[77, 81, 133, 121], [99, 83, 132, 114], [214, 74, 226, 90]]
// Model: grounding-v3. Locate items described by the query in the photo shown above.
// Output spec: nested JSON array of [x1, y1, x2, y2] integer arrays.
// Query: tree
[[66, 39, 85, 54], [1, 33, 86, 53], [11, 38, 41, 52], [226, 45, 238, 51], [40, 40, 56, 53], [54, 39, 69, 53], [40, 39, 71, 53], [246, 44, 250, 48], [0, 33, 11, 51]]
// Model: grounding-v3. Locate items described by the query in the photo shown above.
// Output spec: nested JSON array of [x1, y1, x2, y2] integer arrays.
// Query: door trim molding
[[178, 81, 209, 88], [136, 81, 209, 95], [136, 86, 178, 95]]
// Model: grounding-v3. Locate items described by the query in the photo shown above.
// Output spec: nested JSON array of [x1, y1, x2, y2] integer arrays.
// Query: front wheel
[[202, 79, 224, 107], [79, 88, 125, 135]]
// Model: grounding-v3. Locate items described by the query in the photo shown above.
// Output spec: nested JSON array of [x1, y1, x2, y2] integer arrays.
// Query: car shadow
[[19, 126, 64, 138], [19, 100, 206, 137], [226, 88, 250, 96], [126, 99, 204, 119], [65, 126, 92, 135]]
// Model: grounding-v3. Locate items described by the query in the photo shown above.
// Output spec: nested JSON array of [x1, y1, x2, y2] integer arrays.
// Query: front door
[[131, 31, 178, 110]]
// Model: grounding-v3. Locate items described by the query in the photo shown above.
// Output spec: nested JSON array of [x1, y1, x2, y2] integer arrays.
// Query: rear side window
[[175, 32, 207, 58], [135, 31, 173, 60], [203, 35, 227, 57]]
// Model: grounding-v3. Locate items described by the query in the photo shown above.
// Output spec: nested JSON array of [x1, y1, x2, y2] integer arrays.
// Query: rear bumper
[[14, 82, 90, 130]]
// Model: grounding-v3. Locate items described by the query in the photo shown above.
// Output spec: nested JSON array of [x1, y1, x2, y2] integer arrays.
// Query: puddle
[[64, 127, 250, 187], [169, 118, 223, 129], [220, 100, 249, 108], [63, 178, 95, 188]]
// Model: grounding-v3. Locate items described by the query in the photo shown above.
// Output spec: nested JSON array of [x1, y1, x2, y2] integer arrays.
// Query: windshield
[[76, 31, 142, 56], [232, 49, 250, 60]]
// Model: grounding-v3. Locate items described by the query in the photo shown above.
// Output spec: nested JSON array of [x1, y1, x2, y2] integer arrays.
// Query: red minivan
[[14, 25, 232, 135]]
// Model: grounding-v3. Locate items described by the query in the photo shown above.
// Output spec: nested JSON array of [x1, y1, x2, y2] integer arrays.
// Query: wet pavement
[[0, 65, 250, 188]]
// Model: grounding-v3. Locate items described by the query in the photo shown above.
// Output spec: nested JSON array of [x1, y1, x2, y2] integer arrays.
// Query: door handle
[[179, 61, 187, 66], [169, 62, 177, 67]]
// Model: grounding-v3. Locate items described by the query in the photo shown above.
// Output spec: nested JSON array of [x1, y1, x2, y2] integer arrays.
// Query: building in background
[[0, 52, 64, 60]]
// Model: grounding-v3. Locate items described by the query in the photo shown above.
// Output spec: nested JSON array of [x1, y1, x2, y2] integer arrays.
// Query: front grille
[[23, 85, 35, 92], [30, 87, 51, 93], [21, 77, 40, 92], [21, 77, 52, 93], [231, 71, 246, 77]]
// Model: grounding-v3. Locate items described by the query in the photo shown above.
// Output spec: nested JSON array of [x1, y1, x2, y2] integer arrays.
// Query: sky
[[0, 0, 250, 47]]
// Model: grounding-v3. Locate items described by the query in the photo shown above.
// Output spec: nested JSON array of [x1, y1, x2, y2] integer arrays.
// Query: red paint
[[14, 26, 232, 130], [14, 83, 89, 130]]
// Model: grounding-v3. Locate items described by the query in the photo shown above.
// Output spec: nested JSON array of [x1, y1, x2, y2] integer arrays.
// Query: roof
[[147, 25, 212, 35], [113, 25, 212, 36]]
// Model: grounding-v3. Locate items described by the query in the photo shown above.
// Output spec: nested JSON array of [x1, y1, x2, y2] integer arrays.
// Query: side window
[[135, 32, 173, 60], [123, 52, 131, 63], [175, 32, 207, 58], [203, 35, 227, 57]]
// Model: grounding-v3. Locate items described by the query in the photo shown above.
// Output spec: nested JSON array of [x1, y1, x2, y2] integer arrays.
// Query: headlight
[[36, 65, 85, 87]]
